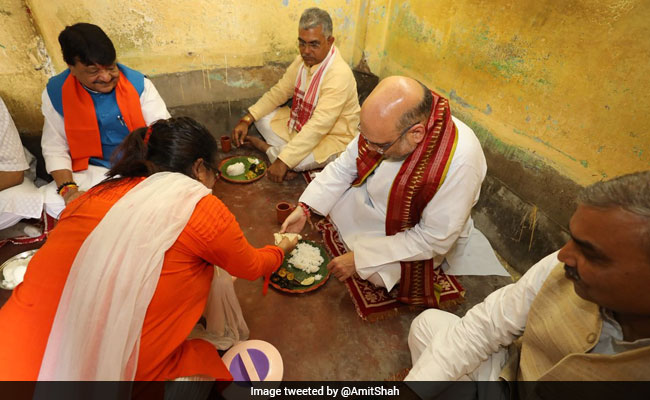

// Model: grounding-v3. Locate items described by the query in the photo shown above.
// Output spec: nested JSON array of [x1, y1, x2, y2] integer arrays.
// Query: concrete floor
[[0, 144, 513, 381], [214, 145, 513, 380]]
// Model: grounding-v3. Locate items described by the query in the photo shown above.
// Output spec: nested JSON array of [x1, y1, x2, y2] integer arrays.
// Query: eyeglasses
[[360, 122, 418, 155], [298, 39, 322, 50]]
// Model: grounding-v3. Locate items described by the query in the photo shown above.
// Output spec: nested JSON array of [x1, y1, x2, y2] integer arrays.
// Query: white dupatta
[[38, 172, 211, 381]]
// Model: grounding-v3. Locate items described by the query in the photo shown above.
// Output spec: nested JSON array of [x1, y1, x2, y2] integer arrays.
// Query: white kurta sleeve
[[0, 97, 29, 172], [140, 78, 171, 124], [405, 252, 561, 381], [40, 89, 72, 173], [298, 135, 359, 215]]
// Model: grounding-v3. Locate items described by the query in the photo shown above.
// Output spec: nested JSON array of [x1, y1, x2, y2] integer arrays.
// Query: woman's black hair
[[106, 116, 218, 181]]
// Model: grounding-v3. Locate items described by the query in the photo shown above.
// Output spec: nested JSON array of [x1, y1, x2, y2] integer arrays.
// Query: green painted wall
[[361, 0, 649, 185]]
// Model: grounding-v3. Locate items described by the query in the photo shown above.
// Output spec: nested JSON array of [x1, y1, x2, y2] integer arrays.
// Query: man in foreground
[[407, 171, 650, 397]]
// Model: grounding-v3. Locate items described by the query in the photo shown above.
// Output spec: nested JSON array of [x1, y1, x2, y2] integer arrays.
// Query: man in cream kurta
[[232, 8, 359, 182], [406, 171, 650, 399]]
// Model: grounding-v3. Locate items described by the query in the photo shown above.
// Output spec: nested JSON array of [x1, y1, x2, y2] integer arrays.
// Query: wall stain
[[393, 3, 435, 44], [449, 89, 475, 110], [483, 103, 492, 115]]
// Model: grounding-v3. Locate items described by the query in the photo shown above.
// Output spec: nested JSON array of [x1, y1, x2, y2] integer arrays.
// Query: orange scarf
[[62, 72, 146, 171]]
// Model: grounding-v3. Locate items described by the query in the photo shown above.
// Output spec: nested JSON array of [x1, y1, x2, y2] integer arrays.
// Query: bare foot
[[244, 136, 271, 152]]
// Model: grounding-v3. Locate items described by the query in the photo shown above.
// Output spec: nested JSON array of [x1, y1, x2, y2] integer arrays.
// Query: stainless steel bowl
[[0, 249, 37, 290]]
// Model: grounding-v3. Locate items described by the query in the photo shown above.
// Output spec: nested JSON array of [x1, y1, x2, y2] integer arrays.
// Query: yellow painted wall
[[362, 0, 649, 185], [27, 0, 363, 76], [3, 0, 647, 185], [0, 0, 52, 134]]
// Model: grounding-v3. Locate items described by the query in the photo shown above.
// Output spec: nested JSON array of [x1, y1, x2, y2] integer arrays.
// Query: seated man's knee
[[409, 309, 460, 347]]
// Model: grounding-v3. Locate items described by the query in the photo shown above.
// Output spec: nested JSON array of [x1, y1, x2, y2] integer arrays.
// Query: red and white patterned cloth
[[287, 46, 337, 133]]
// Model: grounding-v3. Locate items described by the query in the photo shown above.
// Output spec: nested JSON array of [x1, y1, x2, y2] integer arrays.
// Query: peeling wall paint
[[4, 0, 362, 132], [370, 0, 649, 185], [27, 0, 362, 75], [2, 0, 647, 187], [0, 0, 52, 134]]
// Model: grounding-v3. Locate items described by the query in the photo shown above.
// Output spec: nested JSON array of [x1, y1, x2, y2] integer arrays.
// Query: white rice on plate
[[288, 242, 323, 274], [226, 162, 245, 176]]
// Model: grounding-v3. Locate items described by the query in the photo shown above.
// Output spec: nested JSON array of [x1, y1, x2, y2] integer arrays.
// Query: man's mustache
[[564, 264, 581, 281]]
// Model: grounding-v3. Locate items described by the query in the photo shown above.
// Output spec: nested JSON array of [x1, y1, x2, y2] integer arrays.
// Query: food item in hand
[[273, 232, 302, 245], [226, 162, 245, 176]]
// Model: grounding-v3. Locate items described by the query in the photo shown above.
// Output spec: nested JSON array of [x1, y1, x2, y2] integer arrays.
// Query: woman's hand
[[276, 236, 299, 256]]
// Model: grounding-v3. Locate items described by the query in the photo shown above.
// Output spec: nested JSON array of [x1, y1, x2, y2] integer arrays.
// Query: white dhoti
[[41, 165, 109, 219], [254, 109, 337, 171], [407, 309, 509, 399]]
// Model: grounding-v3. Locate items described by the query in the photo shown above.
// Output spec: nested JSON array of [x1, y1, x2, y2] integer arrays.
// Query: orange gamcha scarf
[[61, 72, 146, 171]]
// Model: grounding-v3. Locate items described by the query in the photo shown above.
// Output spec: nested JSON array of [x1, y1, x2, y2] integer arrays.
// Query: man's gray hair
[[578, 170, 650, 257], [299, 7, 333, 38]]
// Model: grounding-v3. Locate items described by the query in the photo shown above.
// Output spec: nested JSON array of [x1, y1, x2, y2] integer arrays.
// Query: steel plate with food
[[0, 249, 37, 290], [270, 239, 330, 294], [219, 156, 267, 183]]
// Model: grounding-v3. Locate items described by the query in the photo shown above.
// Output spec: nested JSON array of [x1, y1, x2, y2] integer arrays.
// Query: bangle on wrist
[[56, 181, 78, 195], [239, 114, 254, 125], [59, 184, 78, 198], [298, 202, 311, 218]]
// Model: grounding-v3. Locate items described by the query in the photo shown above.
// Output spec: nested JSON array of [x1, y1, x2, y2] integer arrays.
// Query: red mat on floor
[[0, 211, 55, 248], [303, 169, 465, 321], [315, 217, 465, 321]]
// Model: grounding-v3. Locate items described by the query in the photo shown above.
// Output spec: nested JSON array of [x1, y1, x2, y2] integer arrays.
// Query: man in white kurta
[[232, 8, 359, 182], [40, 23, 170, 218], [281, 76, 506, 293], [406, 171, 650, 398], [0, 96, 43, 230]]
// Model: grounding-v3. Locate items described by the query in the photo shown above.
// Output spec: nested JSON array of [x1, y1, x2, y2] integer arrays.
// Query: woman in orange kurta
[[0, 117, 293, 380]]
